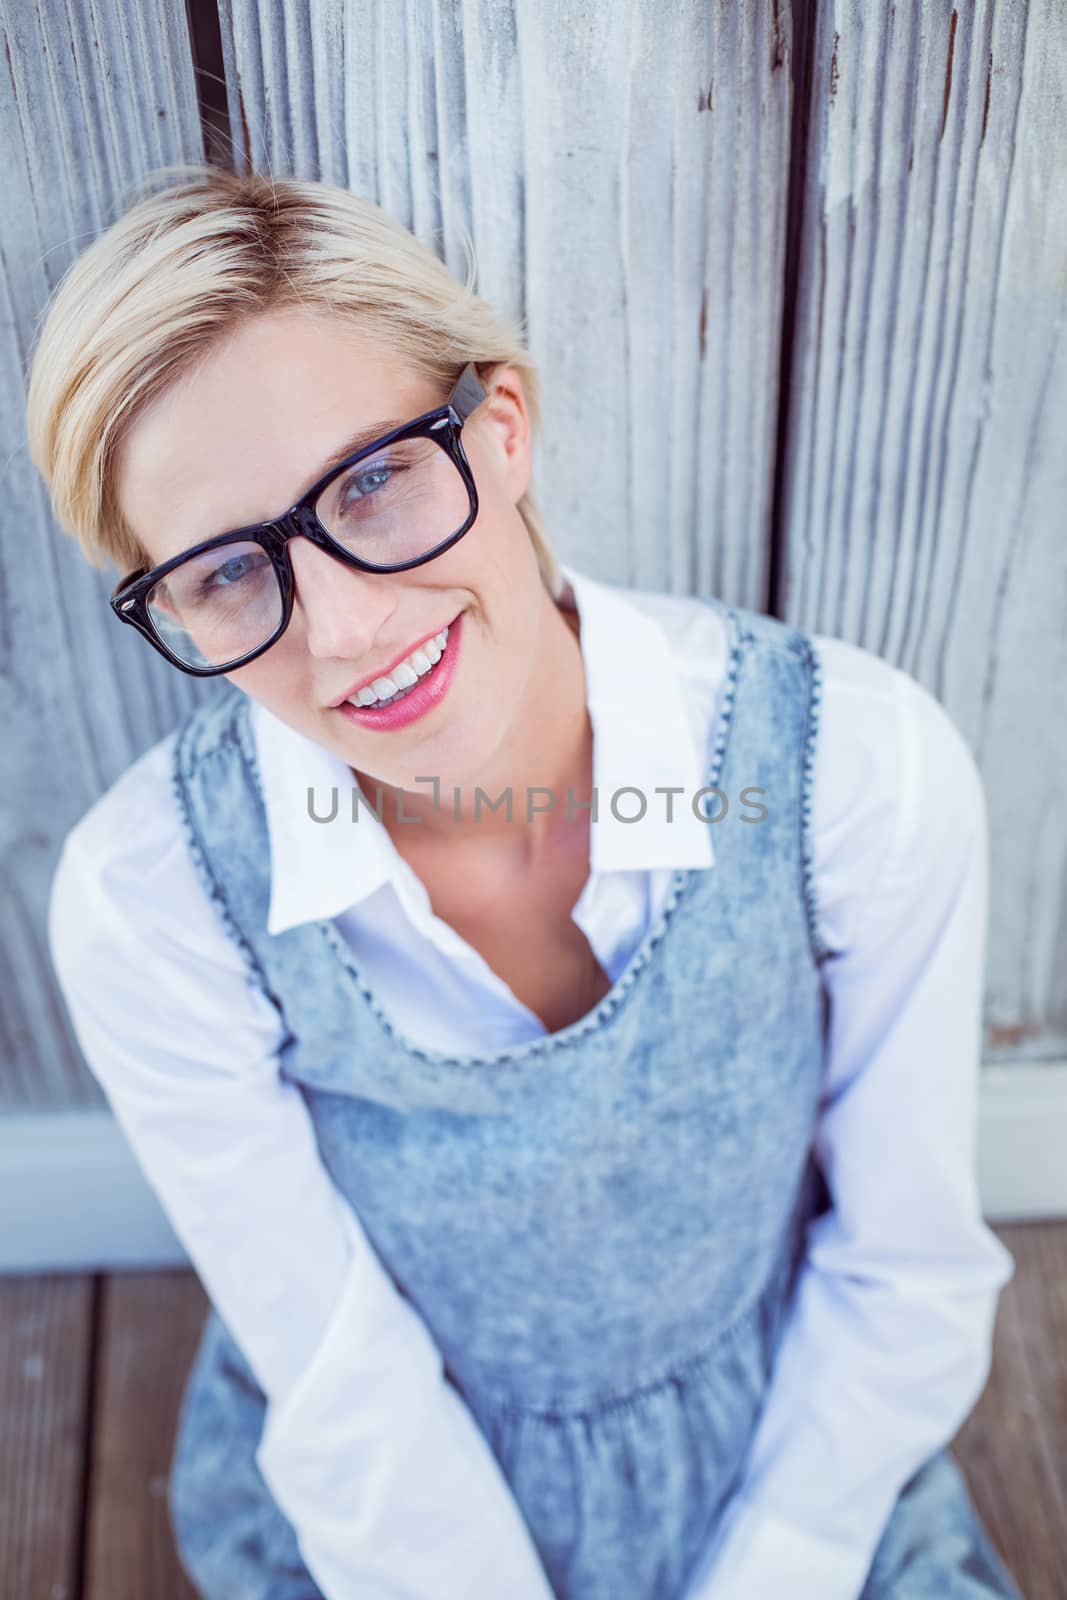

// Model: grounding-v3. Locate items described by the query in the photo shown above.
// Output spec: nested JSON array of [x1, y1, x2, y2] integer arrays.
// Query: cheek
[[463, 509, 533, 600], [226, 643, 310, 708]]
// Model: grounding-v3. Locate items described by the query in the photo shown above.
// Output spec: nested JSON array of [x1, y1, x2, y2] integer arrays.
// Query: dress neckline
[[307, 597, 744, 1073]]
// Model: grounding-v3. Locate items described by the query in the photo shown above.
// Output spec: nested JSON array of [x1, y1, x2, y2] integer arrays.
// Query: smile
[[333, 613, 464, 732], [346, 625, 450, 708]]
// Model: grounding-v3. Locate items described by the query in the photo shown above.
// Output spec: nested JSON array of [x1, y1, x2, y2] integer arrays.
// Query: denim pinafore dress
[[166, 597, 1020, 1600]]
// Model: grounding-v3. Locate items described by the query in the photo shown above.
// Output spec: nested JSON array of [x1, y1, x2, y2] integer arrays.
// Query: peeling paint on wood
[[941, 9, 958, 140]]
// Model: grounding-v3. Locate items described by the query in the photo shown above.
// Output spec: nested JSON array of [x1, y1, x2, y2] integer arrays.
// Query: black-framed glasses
[[110, 362, 489, 677]]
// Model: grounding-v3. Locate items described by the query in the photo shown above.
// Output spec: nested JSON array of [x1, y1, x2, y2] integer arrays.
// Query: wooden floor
[[1, 1221, 1063, 1600]]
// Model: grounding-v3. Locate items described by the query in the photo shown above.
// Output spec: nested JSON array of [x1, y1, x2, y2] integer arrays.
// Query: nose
[[288, 537, 399, 660]]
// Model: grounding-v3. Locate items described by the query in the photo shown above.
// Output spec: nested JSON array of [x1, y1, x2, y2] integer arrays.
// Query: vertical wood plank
[[0, 1275, 94, 1600], [777, 1, 1067, 1061], [84, 1272, 208, 1600], [0, 3, 218, 1108], [215, 0, 794, 603]]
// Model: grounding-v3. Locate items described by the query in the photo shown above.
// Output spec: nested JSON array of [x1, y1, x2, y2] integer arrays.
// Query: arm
[[680, 662, 1015, 1600], [48, 747, 554, 1600]]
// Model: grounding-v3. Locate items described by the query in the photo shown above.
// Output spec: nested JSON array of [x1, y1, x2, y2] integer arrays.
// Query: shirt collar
[[255, 559, 713, 935]]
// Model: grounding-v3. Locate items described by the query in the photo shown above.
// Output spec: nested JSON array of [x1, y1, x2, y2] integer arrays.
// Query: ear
[[478, 365, 533, 504]]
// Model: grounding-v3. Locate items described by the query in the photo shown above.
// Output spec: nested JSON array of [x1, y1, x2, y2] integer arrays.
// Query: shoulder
[[48, 721, 249, 995], [810, 630, 985, 841], [55, 682, 247, 878], [804, 631, 986, 956], [626, 589, 982, 831], [52, 730, 182, 913]]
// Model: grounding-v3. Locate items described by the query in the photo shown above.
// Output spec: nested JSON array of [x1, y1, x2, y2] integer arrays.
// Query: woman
[[29, 168, 1023, 1600]]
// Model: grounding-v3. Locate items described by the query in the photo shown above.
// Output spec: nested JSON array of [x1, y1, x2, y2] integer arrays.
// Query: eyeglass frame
[[109, 361, 490, 678]]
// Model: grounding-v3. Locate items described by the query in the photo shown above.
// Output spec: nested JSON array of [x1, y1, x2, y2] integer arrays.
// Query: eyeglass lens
[[144, 435, 470, 670]]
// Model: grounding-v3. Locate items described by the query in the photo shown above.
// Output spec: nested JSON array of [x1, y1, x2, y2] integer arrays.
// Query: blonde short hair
[[25, 165, 563, 599]]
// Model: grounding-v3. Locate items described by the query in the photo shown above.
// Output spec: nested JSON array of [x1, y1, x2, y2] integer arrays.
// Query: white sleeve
[[681, 655, 1015, 1600], [48, 738, 554, 1600]]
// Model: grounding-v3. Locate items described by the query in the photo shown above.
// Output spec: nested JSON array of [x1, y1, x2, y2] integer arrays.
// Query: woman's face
[[116, 306, 557, 795]]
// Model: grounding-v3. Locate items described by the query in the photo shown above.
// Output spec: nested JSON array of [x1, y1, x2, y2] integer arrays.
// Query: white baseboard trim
[[976, 1061, 1067, 1222], [0, 1109, 188, 1274], [1, 1065, 1065, 1273]]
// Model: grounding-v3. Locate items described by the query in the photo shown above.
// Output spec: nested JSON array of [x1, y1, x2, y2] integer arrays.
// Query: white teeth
[[347, 624, 450, 708]]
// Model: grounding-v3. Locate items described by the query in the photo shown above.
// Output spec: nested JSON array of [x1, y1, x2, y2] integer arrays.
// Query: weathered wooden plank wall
[[215, 0, 794, 601], [777, 1, 1067, 1064], [1, 0, 1063, 1131], [0, 3, 216, 1109]]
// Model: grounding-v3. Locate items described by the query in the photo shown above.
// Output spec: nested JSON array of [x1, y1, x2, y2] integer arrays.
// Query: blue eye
[[339, 465, 392, 506], [198, 552, 265, 595]]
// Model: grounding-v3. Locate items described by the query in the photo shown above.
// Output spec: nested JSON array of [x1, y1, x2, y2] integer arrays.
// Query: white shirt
[[48, 561, 1015, 1600]]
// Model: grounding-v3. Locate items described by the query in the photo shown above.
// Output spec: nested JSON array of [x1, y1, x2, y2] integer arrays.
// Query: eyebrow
[[311, 419, 408, 485], [178, 416, 412, 558]]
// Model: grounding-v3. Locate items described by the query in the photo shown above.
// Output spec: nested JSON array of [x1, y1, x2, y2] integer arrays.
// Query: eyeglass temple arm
[[450, 362, 490, 422]]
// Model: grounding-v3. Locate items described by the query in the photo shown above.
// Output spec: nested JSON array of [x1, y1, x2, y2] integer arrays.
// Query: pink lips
[[327, 617, 459, 708], [333, 611, 463, 732]]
